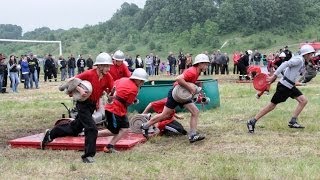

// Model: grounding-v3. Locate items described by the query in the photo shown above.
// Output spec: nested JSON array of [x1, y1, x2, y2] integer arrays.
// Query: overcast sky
[[1, 0, 146, 34]]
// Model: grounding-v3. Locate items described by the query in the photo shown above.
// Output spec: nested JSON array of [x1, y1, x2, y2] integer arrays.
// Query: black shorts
[[165, 87, 192, 109], [105, 110, 129, 134], [271, 82, 303, 104]]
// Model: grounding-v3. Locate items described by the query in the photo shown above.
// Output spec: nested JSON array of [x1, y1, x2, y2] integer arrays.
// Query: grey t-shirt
[[274, 55, 305, 89]]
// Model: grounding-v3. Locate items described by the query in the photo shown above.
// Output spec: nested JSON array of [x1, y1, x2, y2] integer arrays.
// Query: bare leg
[[292, 95, 308, 118], [145, 106, 175, 127], [183, 103, 199, 134], [98, 129, 114, 137], [254, 102, 277, 121], [109, 128, 129, 145]]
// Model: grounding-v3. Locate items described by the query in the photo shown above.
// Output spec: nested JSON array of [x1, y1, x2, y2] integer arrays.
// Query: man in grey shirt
[[247, 44, 315, 133]]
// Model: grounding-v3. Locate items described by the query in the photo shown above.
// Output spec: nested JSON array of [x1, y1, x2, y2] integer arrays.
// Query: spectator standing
[[253, 50, 261, 65], [149, 53, 155, 75], [125, 55, 134, 72], [28, 53, 39, 89], [86, 55, 93, 70], [135, 55, 144, 69], [145, 55, 152, 75], [68, 54, 76, 77], [77, 55, 86, 74], [166, 62, 170, 75], [221, 53, 229, 75], [44, 54, 56, 82], [0, 53, 8, 93], [168, 53, 177, 76], [210, 52, 216, 75], [0, 55, 5, 92], [8, 55, 19, 92], [283, 45, 292, 62], [262, 54, 267, 66], [214, 50, 222, 74], [178, 52, 187, 74], [232, 51, 241, 74], [237, 51, 250, 80], [154, 55, 160, 75], [59, 56, 67, 81], [20, 56, 30, 89], [52, 56, 58, 81]]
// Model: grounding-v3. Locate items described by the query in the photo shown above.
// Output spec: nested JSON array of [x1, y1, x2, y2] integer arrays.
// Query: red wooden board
[[8, 132, 147, 151]]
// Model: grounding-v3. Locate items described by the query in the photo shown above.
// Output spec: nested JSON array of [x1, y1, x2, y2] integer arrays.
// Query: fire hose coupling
[[201, 97, 210, 103], [106, 87, 116, 104], [133, 99, 139, 104]]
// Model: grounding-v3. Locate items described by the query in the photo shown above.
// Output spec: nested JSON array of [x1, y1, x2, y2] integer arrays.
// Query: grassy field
[[1, 73, 320, 179]]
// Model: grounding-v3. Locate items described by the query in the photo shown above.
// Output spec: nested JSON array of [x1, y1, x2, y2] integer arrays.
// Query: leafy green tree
[[87, 39, 96, 49], [149, 41, 156, 50], [156, 43, 163, 51], [124, 44, 136, 51], [0, 24, 22, 39], [189, 23, 204, 47]]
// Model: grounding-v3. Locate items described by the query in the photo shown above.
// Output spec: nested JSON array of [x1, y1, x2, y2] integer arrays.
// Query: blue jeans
[[146, 67, 152, 75], [23, 73, 30, 89], [9, 72, 19, 92], [68, 68, 75, 78], [29, 70, 38, 88], [61, 68, 67, 81], [0, 73, 3, 92]]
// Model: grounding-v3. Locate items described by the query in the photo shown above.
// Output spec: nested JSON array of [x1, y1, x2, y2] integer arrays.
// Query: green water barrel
[[128, 79, 220, 113]]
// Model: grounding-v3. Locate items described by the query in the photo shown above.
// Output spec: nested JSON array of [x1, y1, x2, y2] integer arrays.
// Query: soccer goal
[[0, 39, 62, 55]]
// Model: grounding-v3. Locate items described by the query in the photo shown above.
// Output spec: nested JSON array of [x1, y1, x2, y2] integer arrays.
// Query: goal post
[[0, 39, 62, 55]]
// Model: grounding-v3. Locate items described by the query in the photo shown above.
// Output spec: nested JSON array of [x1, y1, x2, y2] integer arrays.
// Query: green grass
[[1, 74, 320, 179]]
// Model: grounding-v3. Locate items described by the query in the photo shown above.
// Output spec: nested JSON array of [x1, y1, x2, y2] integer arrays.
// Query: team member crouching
[[99, 68, 149, 153], [247, 44, 315, 133], [41, 53, 114, 163], [142, 98, 187, 136], [141, 53, 210, 143]]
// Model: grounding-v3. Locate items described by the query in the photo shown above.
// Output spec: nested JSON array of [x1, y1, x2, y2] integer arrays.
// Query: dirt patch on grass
[[0, 128, 40, 148]]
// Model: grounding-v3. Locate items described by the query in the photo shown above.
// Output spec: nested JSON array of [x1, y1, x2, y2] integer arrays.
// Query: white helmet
[[112, 50, 125, 61], [94, 52, 113, 65], [193, 54, 210, 65], [300, 44, 315, 56], [279, 52, 286, 58], [130, 68, 149, 82]]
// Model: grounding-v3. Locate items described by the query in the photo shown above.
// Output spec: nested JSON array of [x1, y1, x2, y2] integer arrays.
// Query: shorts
[[165, 87, 192, 109], [271, 82, 303, 104], [105, 110, 129, 134]]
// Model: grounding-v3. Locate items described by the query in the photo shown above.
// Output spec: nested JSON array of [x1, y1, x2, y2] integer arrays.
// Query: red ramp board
[[8, 132, 147, 151]]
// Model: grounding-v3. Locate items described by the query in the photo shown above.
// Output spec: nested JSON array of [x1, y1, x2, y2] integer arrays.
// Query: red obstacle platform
[[8, 132, 147, 151]]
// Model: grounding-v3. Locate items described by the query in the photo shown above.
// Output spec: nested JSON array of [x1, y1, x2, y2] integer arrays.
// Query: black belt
[[283, 76, 295, 86], [115, 96, 130, 107]]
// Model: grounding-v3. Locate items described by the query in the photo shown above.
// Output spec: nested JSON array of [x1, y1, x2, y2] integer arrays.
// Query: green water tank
[[128, 79, 220, 113]]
